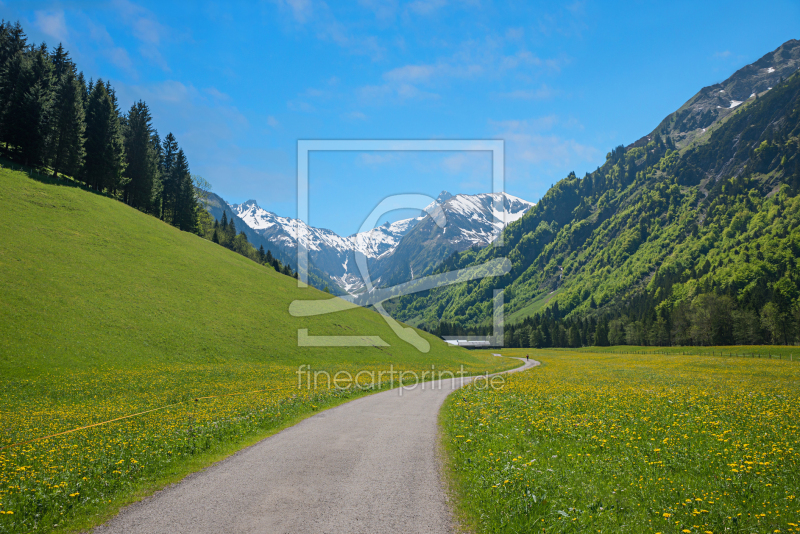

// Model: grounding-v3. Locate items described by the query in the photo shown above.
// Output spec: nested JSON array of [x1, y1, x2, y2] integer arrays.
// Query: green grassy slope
[[0, 167, 504, 372], [0, 167, 516, 533]]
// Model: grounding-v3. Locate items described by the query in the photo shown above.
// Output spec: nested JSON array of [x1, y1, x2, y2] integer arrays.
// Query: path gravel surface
[[95, 357, 539, 534]]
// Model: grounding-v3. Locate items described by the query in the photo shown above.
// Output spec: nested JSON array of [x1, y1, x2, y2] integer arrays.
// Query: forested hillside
[[0, 20, 302, 279], [390, 40, 800, 347]]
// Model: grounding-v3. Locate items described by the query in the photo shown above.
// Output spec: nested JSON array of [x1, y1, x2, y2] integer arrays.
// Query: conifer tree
[[0, 23, 29, 150], [1, 44, 54, 166], [148, 130, 163, 217], [159, 132, 179, 221], [76, 72, 88, 105], [0, 21, 27, 67], [172, 148, 196, 231], [50, 43, 69, 80], [82, 79, 126, 192], [47, 45, 85, 178], [122, 101, 158, 210]]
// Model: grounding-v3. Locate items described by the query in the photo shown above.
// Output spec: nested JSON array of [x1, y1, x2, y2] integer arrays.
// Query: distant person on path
[[526, 354, 529, 361]]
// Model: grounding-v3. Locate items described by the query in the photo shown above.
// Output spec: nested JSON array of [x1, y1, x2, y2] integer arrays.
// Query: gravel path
[[95, 357, 539, 534]]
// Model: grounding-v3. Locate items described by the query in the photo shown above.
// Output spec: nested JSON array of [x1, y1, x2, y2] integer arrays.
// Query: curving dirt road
[[95, 357, 539, 534]]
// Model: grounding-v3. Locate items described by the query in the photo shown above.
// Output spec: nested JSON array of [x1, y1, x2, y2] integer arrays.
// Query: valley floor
[[442, 348, 800, 534]]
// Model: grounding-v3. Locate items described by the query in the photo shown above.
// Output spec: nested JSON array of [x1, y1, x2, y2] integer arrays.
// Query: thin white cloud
[[267, 115, 280, 128], [490, 116, 599, 181], [442, 153, 468, 173], [282, 0, 314, 23], [383, 64, 437, 83], [359, 39, 560, 105], [535, 3, 588, 39], [85, 19, 137, 77], [358, 0, 399, 21], [34, 10, 68, 43], [343, 111, 368, 120], [407, 0, 448, 15], [287, 100, 316, 112], [204, 87, 230, 101], [505, 27, 524, 42], [132, 79, 196, 103], [361, 35, 563, 104], [273, 0, 384, 60], [497, 84, 556, 100], [316, 20, 384, 60], [566, 0, 586, 15], [358, 81, 439, 102], [304, 87, 328, 97], [112, 0, 171, 72]]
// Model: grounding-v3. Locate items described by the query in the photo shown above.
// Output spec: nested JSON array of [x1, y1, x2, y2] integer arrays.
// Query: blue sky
[[3, 0, 799, 235]]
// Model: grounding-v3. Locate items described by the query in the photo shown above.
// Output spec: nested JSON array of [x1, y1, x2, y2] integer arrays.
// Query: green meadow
[[0, 167, 517, 532], [442, 348, 800, 534]]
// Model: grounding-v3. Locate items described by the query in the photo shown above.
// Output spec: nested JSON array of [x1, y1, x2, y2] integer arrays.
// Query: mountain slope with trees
[[0, 20, 309, 284], [388, 39, 800, 347], [0, 21, 197, 230]]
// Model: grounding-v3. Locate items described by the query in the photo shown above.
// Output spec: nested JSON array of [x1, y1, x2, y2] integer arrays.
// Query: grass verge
[[442, 348, 800, 533]]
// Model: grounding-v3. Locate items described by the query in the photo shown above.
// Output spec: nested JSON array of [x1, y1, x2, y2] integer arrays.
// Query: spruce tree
[[76, 72, 88, 106], [1, 44, 54, 166], [122, 101, 158, 211], [50, 43, 69, 80], [149, 131, 163, 217], [47, 47, 85, 178], [159, 132, 178, 221], [82, 79, 126, 192], [172, 148, 196, 231], [0, 22, 27, 149], [0, 21, 27, 67]]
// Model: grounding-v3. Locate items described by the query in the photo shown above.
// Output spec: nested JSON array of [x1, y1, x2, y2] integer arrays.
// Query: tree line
[[206, 210, 297, 277], [426, 282, 800, 348], [0, 20, 298, 279], [0, 21, 200, 230]]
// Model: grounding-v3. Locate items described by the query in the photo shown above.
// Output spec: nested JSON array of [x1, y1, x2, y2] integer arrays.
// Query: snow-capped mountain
[[364, 191, 533, 290], [227, 200, 418, 292], [218, 190, 533, 294]]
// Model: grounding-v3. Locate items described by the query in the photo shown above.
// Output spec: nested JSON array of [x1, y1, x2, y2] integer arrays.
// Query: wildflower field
[[443, 349, 800, 533], [0, 168, 518, 532], [0, 357, 512, 534]]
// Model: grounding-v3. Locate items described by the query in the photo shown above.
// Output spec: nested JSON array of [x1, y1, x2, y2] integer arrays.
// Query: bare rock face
[[629, 39, 800, 150]]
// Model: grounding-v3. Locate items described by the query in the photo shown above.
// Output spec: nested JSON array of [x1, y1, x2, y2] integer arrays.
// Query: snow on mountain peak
[[225, 190, 534, 293], [436, 190, 454, 203]]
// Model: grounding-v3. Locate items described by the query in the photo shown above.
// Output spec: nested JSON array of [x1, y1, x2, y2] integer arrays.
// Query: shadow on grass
[[0, 155, 114, 200]]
